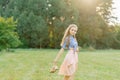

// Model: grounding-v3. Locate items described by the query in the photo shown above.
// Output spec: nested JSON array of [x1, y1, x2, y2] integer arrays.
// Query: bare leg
[[63, 75, 70, 80], [70, 74, 74, 80], [70, 63, 78, 80]]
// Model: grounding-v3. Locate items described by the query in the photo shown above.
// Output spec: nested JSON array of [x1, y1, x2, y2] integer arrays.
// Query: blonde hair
[[60, 24, 78, 47]]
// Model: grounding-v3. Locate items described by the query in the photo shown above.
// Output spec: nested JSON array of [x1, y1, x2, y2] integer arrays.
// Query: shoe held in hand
[[50, 65, 58, 73]]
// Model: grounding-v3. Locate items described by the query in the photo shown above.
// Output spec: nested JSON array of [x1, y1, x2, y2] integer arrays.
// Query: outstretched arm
[[53, 37, 67, 65], [53, 48, 64, 65]]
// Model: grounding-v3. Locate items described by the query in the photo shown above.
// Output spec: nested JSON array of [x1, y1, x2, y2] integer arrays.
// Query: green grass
[[0, 49, 120, 80]]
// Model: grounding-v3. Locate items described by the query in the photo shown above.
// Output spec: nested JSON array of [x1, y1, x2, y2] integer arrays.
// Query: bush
[[0, 16, 21, 51]]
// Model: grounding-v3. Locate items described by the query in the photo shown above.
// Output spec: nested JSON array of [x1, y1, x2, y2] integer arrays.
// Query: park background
[[0, 0, 120, 80]]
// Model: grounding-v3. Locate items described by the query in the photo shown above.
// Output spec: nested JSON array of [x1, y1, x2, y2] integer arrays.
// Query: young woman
[[50, 24, 79, 80]]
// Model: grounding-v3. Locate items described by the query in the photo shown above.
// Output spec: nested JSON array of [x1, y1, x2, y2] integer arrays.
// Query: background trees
[[0, 0, 120, 49]]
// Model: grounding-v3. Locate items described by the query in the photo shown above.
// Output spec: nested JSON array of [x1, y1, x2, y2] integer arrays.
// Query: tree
[[0, 17, 21, 51], [1, 0, 118, 49], [0, 0, 49, 48]]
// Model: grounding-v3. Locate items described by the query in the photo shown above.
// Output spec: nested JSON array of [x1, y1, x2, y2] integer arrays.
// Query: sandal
[[50, 65, 58, 73]]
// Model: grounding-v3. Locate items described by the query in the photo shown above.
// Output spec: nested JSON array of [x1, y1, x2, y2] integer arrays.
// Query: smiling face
[[69, 27, 77, 36]]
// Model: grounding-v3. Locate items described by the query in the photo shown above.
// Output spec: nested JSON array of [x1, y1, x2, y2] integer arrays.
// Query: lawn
[[0, 49, 120, 80]]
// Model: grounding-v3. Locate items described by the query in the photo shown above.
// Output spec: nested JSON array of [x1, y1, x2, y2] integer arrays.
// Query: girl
[[50, 24, 79, 80]]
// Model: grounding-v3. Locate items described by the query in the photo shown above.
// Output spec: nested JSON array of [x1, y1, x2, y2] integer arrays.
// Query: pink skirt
[[58, 50, 78, 76]]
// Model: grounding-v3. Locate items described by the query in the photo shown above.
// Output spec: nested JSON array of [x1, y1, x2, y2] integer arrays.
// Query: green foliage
[[109, 24, 120, 49], [0, 0, 119, 49], [0, 0, 49, 48], [0, 17, 21, 51]]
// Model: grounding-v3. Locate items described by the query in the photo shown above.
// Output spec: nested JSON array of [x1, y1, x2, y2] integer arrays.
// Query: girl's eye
[[71, 29, 77, 32], [71, 29, 74, 31], [74, 30, 77, 32]]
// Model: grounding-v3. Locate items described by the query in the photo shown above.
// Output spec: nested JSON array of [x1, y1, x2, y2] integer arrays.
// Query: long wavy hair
[[60, 24, 78, 48]]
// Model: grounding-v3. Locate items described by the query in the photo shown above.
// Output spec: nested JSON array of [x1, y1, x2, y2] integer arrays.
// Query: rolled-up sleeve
[[61, 37, 68, 49]]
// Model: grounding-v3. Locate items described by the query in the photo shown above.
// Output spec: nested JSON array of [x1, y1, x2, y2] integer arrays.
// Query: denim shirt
[[62, 35, 78, 51]]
